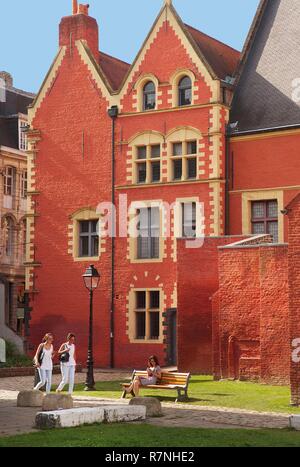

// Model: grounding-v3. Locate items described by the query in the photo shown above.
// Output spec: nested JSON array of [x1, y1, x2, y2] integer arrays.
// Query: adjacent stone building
[[0, 72, 34, 351]]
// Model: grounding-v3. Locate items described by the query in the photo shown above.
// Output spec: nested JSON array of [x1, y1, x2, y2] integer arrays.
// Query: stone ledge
[[35, 405, 146, 429], [289, 415, 300, 430], [36, 407, 105, 429], [0, 364, 82, 378]]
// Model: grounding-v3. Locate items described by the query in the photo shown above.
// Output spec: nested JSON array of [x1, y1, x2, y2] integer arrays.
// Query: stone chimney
[[59, 2, 99, 60], [0, 72, 13, 88]]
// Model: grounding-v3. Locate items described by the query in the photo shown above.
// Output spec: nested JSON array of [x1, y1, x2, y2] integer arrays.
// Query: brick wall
[[217, 238, 289, 384], [288, 195, 300, 404], [176, 236, 246, 374]]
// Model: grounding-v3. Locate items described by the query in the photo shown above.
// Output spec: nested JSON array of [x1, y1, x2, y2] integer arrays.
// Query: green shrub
[[0, 340, 33, 368]]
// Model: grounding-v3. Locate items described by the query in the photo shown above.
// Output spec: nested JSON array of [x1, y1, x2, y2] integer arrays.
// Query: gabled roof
[[98, 52, 130, 92], [184, 24, 240, 80], [30, 1, 243, 119], [97, 2, 241, 91]]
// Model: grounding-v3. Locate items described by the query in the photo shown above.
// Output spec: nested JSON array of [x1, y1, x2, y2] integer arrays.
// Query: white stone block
[[104, 405, 146, 423], [36, 407, 105, 429], [289, 415, 300, 430]]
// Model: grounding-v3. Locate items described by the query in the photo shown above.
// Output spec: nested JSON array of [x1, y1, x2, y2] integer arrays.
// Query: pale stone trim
[[127, 287, 164, 344], [28, 47, 67, 124], [242, 190, 284, 243]]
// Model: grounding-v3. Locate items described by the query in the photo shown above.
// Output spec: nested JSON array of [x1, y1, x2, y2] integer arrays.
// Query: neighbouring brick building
[[0, 71, 34, 351], [25, 0, 300, 396]]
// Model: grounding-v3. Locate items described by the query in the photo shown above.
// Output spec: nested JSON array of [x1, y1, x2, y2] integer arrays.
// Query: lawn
[[72, 376, 300, 415], [1, 424, 300, 447]]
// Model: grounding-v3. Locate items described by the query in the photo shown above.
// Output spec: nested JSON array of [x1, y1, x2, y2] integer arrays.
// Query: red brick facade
[[25, 1, 300, 397], [26, 3, 237, 369]]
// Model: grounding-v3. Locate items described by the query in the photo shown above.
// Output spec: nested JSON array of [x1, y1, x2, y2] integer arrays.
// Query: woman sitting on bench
[[126, 355, 161, 397]]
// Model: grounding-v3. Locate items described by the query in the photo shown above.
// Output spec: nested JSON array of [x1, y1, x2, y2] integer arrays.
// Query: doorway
[[166, 308, 177, 366]]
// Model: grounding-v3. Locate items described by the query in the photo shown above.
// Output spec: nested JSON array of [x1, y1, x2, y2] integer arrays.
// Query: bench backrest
[[133, 370, 190, 388]]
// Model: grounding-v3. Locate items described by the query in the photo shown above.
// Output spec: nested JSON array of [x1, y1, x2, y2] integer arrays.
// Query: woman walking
[[33, 333, 55, 394], [126, 355, 161, 397], [56, 333, 77, 395]]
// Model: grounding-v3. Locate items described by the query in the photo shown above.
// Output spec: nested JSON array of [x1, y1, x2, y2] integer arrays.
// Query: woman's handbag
[[34, 344, 44, 366], [59, 345, 70, 363]]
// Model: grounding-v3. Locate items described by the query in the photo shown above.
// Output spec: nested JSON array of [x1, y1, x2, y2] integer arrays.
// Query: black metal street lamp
[[82, 264, 100, 391]]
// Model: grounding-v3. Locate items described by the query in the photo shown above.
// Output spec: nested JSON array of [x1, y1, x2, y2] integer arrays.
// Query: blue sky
[[1, 0, 260, 93]]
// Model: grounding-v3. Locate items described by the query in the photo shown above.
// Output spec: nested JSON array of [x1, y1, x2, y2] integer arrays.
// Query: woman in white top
[[56, 333, 77, 395], [33, 333, 55, 394], [126, 355, 162, 397]]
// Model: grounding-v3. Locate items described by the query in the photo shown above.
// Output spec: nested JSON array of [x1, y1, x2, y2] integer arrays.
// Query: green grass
[[72, 376, 300, 415], [1, 424, 300, 447]]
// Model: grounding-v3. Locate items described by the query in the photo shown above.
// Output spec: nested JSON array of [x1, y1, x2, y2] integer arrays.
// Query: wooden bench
[[121, 370, 191, 402]]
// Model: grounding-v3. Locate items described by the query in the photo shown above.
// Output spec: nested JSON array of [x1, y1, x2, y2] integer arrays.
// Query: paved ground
[[0, 371, 292, 438]]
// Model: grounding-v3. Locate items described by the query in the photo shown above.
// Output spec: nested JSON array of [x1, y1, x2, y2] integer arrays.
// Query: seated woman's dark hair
[[67, 333, 75, 340], [148, 355, 159, 366]]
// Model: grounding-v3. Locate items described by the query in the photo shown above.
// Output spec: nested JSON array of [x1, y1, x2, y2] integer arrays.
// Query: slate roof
[[184, 24, 240, 80], [0, 86, 34, 149], [230, 0, 300, 133]]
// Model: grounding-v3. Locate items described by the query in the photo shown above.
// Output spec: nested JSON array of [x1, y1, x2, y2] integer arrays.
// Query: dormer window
[[19, 119, 28, 151], [178, 76, 192, 106], [143, 81, 156, 111]]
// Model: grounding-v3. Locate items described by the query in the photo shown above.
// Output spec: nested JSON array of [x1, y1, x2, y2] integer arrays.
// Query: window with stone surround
[[178, 76, 192, 106], [137, 207, 160, 259], [21, 171, 27, 198], [19, 119, 28, 151], [143, 81, 156, 111], [4, 166, 16, 196], [182, 202, 197, 238], [69, 208, 102, 262], [79, 220, 99, 258], [251, 200, 278, 242], [170, 140, 197, 181], [135, 144, 161, 184], [134, 290, 161, 341]]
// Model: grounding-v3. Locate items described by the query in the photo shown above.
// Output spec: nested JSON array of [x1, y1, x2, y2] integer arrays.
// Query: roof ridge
[[184, 23, 240, 54]]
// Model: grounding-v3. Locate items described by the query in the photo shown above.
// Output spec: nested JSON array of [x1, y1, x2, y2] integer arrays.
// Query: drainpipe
[[108, 105, 119, 368], [225, 124, 231, 235]]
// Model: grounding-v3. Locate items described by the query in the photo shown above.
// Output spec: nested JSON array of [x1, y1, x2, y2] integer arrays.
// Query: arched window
[[178, 76, 192, 106], [143, 81, 156, 111]]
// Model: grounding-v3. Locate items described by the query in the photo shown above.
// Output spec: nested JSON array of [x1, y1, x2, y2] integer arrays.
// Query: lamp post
[[82, 264, 100, 391]]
